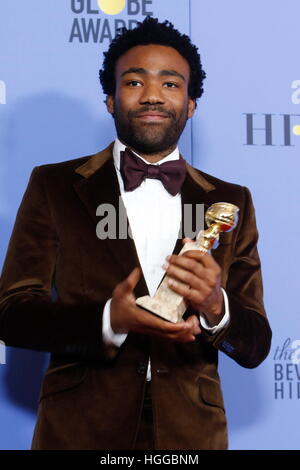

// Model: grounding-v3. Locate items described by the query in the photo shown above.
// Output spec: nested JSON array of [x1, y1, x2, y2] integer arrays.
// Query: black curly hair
[[99, 16, 206, 105]]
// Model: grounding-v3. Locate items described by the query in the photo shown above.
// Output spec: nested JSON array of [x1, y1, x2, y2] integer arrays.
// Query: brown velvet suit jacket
[[0, 143, 272, 450]]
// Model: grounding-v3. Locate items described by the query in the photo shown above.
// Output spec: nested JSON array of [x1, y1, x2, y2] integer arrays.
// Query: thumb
[[121, 267, 142, 294]]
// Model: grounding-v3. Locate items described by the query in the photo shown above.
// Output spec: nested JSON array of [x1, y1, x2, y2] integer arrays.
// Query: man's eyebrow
[[121, 67, 186, 82], [121, 67, 147, 77], [159, 70, 186, 82]]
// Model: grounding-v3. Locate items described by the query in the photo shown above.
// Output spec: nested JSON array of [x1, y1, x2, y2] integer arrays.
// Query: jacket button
[[136, 362, 147, 375]]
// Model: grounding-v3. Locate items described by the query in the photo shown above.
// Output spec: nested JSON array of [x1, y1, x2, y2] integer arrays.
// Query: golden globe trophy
[[136, 202, 239, 323]]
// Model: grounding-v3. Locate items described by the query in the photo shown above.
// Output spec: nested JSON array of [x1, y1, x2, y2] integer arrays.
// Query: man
[[0, 17, 271, 450]]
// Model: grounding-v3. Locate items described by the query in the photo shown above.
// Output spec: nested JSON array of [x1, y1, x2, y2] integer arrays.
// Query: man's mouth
[[135, 112, 169, 122]]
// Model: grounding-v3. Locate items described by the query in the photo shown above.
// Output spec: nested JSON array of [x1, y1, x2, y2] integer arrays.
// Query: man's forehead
[[114, 44, 190, 78]]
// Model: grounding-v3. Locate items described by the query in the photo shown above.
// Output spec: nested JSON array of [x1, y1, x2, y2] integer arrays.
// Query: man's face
[[106, 44, 195, 155]]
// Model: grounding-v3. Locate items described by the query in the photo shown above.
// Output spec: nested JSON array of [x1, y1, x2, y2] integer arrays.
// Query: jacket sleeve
[[200, 186, 272, 368], [0, 166, 114, 362]]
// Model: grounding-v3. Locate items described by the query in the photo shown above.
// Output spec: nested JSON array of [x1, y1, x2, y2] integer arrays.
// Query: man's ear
[[106, 95, 114, 115], [187, 98, 196, 118]]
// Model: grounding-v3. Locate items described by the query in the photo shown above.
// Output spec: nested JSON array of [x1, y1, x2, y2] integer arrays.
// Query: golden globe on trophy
[[136, 202, 239, 323]]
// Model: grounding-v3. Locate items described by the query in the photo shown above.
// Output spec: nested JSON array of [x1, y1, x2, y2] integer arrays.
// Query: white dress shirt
[[102, 139, 230, 380]]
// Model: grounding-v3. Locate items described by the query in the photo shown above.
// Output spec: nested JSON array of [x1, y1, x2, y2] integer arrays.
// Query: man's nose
[[139, 83, 165, 105]]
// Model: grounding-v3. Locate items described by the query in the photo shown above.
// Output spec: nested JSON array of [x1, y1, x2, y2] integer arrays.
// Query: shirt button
[[136, 362, 147, 375]]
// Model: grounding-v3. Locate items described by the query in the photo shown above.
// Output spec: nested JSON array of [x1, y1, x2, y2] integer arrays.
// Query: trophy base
[[136, 295, 186, 323]]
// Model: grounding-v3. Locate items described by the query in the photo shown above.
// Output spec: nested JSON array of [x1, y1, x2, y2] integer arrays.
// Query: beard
[[112, 104, 189, 155]]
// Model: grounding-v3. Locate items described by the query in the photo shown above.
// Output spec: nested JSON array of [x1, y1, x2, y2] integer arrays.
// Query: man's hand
[[163, 239, 225, 327], [110, 267, 201, 343]]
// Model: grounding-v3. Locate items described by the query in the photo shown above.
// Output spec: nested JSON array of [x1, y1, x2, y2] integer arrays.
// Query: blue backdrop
[[0, 0, 299, 450]]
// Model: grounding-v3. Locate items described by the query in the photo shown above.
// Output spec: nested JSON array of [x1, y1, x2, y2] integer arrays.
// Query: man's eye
[[127, 81, 142, 87], [164, 82, 178, 88]]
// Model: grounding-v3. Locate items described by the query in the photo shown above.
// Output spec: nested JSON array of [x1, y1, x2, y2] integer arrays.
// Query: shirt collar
[[113, 137, 180, 171]]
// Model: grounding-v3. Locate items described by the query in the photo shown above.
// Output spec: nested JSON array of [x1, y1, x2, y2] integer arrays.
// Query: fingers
[[184, 315, 202, 335], [162, 251, 222, 316], [160, 315, 201, 342], [167, 279, 209, 306], [164, 253, 220, 291], [134, 308, 189, 334], [112, 265, 202, 343], [183, 250, 219, 270], [132, 307, 201, 342]]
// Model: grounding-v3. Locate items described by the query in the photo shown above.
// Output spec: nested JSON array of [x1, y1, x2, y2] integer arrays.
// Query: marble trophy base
[[136, 286, 187, 324], [136, 241, 206, 323]]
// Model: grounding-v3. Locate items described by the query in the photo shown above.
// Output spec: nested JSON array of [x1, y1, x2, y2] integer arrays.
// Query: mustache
[[128, 106, 176, 120]]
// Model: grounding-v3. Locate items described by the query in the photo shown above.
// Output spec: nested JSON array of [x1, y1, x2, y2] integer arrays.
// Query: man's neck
[[119, 140, 178, 164]]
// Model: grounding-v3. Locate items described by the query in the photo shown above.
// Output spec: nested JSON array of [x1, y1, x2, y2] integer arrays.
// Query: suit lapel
[[73, 146, 148, 297]]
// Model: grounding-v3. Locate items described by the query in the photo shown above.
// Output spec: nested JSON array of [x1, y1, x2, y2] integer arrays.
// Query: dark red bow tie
[[120, 148, 186, 196]]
